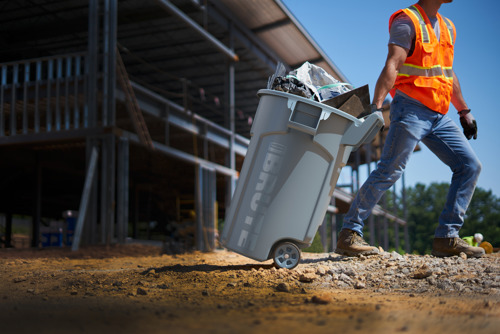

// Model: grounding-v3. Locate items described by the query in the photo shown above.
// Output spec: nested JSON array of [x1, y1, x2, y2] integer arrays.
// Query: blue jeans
[[342, 94, 481, 238]]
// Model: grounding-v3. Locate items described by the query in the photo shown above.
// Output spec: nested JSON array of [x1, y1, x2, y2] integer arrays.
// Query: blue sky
[[283, 0, 500, 198]]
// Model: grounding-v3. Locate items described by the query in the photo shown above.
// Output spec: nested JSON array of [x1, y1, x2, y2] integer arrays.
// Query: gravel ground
[[298, 251, 500, 295], [1, 244, 499, 334]]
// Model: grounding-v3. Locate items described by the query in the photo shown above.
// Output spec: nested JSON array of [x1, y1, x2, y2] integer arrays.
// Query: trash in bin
[[268, 61, 353, 101], [323, 84, 372, 118], [221, 88, 384, 269], [271, 75, 313, 99], [294, 61, 353, 102], [269, 62, 372, 118], [267, 62, 313, 99]]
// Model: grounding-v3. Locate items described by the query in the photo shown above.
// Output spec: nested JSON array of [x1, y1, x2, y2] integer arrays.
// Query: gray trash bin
[[221, 89, 384, 269]]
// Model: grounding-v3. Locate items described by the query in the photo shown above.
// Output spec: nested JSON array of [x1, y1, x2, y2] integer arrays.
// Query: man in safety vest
[[336, 0, 484, 258], [463, 233, 483, 247]]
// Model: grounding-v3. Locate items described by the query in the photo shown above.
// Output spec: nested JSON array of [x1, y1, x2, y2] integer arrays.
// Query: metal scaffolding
[[0, 0, 408, 253]]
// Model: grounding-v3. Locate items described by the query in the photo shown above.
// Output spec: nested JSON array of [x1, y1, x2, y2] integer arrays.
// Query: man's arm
[[372, 44, 409, 109], [451, 70, 477, 140], [450, 70, 469, 111]]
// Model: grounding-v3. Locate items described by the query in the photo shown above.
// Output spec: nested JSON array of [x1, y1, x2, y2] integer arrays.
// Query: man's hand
[[370, 104, 385, 132], [458, 109, 477, 140]]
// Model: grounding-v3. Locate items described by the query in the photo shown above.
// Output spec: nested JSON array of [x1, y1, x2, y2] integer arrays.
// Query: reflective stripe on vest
[[397, 6, 455, 80], [443, 17, 454, 46], [390, 4, 455, 114], [406, 5, 454, 46], [407, 5, 430, 43], [398, 64, 453, 79]]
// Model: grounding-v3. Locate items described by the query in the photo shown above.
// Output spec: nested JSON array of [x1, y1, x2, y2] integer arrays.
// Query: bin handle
[[340, 113, 384, 148], [287, 99, 330, 136]]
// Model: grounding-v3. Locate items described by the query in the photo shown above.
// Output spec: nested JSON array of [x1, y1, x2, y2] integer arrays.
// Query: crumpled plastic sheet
[[267, 62, 352, 102]]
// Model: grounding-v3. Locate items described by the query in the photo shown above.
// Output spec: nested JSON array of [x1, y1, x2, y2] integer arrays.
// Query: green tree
[[404, 182, 500, 254], [459, 187, 500, 246]]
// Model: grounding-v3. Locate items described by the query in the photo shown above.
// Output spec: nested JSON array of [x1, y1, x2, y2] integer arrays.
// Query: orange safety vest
[[389, 4, 456, 114]]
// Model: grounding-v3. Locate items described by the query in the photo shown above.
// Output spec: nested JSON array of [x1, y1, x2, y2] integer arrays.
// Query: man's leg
[[421, 115, 483, 257], [337, 96, 428, 255]]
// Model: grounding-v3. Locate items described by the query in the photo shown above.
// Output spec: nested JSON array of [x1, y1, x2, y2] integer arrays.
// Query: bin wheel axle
[[273, 242, 301, 269]]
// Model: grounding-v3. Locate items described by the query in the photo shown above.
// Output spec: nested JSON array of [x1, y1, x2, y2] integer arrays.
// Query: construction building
[[0, 0, 408, 253]]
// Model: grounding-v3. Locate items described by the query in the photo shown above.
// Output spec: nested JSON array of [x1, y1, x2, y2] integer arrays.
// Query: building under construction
[[0, 0, 408, 253]]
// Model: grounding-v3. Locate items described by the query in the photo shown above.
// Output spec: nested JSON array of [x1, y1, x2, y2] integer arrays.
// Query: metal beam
[[252, 18, 291, 34], [72, 146, 99, 251], [116, 81, 250, 155], [156, 0, 239, 62], [121, 129, 238, 178], [201, 0, 283, 71], [0, 127, 107, 147]]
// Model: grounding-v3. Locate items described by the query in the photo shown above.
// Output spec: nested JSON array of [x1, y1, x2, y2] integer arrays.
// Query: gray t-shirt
[[389, 12, 440, 56]]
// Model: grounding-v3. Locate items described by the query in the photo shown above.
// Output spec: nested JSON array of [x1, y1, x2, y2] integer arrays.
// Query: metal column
[[365, 144, 376, 246], [332, 216, 338, 251], [330, 199, 337, 251], [0, 65, 5, 136], [32, 154, 42, 248], [100, 134, 116, 245], [10, 64, 17, 136], [354, 150, 361, 192], [225, 20, 237, 218], [402, 172, 410, 253], [195, 166, 216, 251], [117, 137, 130, 243], [382, 194, 389, 250], [87, 0, 99, 128], [72, 146, 99, 251], [319, 218, 328, 252], [103, 0, 117, 126], [393, 184, 400, 251], [85, 137, 100, 244]]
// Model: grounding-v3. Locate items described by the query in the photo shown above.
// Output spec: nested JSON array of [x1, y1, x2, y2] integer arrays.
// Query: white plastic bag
[[295, 62, 352, 102]]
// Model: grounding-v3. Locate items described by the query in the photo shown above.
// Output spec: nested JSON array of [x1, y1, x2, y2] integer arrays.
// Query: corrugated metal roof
[[219, 0, 348, 82]]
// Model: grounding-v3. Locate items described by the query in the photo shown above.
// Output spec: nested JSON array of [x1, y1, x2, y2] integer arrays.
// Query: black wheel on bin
[[273, 241, 301, 269]]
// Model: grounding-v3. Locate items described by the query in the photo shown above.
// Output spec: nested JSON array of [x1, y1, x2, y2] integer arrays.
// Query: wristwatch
[[458, 109, 471, 117]]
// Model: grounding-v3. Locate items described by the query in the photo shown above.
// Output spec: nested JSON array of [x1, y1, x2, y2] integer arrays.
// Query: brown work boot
[[432, 237, 485, 258], [335, 229, 380, 256]]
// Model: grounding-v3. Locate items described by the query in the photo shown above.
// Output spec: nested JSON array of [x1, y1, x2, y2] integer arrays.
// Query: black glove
[[370, 104, 385, 132], [458, 109, 477, 140], [370, 103, 383, 114]]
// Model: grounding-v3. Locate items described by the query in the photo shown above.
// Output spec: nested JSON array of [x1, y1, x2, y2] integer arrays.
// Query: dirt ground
[[1, 243, 499, 334]]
